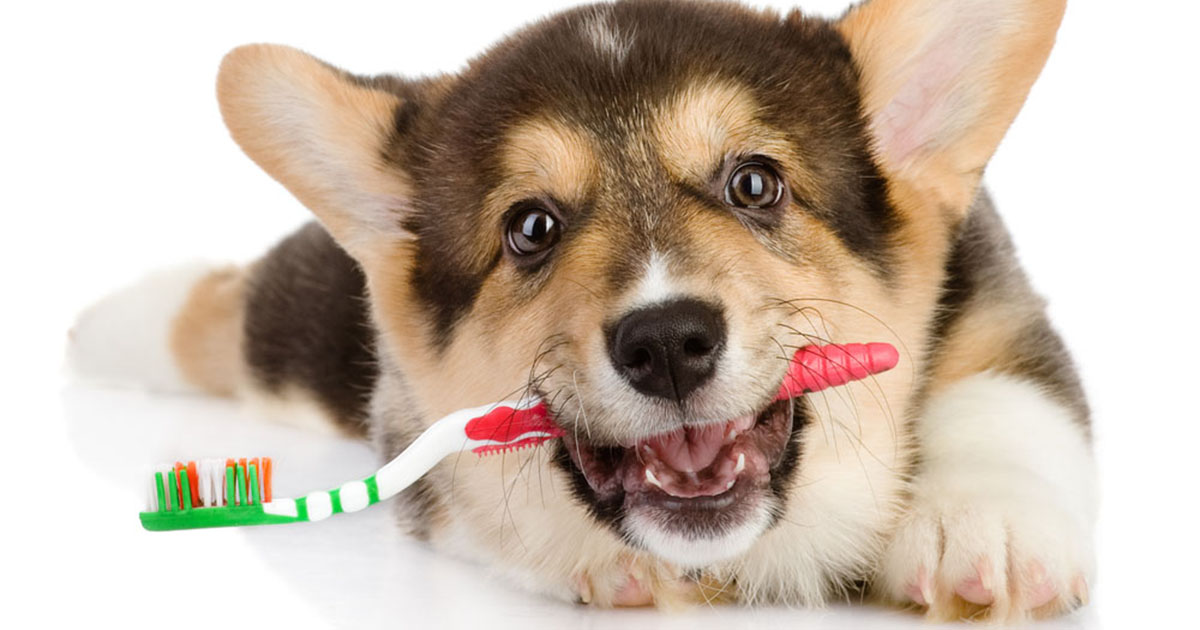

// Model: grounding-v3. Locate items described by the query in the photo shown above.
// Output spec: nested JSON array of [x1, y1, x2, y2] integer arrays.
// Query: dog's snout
[[607, 298, 726, 402]]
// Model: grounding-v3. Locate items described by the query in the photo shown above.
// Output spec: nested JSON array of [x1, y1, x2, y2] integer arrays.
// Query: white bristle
[[206, 459, 217, 507], [146, 474, 157, 512], [205, 460, 216, 507], [197, 460, 209, 507], [203, 459, 215, 507], [210, 459, 221, 506], [211, 458, 226, 507], [210, 459, 220, 506]]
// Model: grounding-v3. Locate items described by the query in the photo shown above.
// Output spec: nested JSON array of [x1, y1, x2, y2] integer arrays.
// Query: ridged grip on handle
[[775, 342, 899, 399]]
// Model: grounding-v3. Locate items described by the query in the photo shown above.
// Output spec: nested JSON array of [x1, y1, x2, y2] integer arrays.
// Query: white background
[[2, 0, 1197, 627]]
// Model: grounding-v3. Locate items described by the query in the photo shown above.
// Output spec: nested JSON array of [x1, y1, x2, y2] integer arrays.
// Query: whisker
[[772, 334, 840, 456], [774, 321, 899, 446], [765, 295, 916, 393], [775, 329, 898, 447]]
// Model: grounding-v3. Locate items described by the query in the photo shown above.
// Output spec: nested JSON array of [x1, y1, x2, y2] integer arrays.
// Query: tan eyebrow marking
[[488, 117, 597, 219], [652, 80, 801, 183]]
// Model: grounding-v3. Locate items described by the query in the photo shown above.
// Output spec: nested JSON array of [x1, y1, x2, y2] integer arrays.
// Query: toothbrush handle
[[373, 404, 492, 501]]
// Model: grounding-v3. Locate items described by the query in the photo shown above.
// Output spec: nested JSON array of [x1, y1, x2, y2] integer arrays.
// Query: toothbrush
[[139, 341, 899, 531]]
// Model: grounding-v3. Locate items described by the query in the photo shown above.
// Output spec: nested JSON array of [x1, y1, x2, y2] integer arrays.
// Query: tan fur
[[169, 266, 247, 395], [352, 74, 952, 605], [926, 305, 1040, 394], [210, 2, 1077, 617], [837, 0, 1067, 215], [368, 106, 933, 605], [653, 80, 802, 185], [497, 118, 598, 210], [216, 44, 411, 264]]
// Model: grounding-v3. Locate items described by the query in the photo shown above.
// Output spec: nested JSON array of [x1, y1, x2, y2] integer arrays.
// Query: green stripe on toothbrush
[[366, 475, 380, 504]]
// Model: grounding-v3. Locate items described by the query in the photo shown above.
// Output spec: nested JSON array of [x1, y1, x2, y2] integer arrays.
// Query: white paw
[[571, 555, 726, 609], [879, 478, 1093, 621], [879, 374, 1097, 621]]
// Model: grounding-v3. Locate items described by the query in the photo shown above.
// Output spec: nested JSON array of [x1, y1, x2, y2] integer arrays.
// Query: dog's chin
[[559, 398, 797, 568]]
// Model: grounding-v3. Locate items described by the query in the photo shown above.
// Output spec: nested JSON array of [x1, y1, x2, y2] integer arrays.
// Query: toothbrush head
[[139, 457, 301, 531], [463, 398, 565, 455]]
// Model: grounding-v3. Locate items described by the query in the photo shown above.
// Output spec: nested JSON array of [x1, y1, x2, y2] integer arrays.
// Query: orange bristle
[[262, 457, 273, 503], [186, 461, 200, 507]]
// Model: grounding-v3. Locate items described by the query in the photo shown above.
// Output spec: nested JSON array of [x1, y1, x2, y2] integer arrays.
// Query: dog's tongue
[[642, 422, 729, 473]]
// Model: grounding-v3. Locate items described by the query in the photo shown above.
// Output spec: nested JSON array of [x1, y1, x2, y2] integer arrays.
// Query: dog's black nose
[[607, 298, 727, 402]]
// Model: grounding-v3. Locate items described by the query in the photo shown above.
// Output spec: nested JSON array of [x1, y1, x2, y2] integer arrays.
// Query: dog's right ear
[[217, 44, 414, 264], [837, 0, 1066, 217]]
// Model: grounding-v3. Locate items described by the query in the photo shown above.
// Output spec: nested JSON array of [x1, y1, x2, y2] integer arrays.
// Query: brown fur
[[169, 266, 247, 395], [173, 0, 1087, 620]]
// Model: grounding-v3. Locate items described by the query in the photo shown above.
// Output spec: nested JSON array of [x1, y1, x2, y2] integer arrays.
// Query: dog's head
[[218, 0, 1063, 569]]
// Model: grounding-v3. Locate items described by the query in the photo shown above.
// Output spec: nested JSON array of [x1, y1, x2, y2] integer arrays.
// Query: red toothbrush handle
[[775, 342, 899, 399]]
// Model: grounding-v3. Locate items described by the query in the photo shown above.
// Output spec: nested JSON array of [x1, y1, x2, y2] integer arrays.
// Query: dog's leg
[[877, 373, 1096, 621], [69, 262, 241, 394], [69, 222, 376, 436]]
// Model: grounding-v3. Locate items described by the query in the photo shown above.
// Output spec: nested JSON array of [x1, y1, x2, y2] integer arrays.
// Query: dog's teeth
[[733, 452, 745, 475], [645, 468, 663, 489], [727, 429, 738, 442], [725, 480, 735, 491]]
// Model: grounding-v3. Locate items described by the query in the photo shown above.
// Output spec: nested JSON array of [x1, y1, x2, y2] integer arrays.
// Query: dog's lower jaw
[[624, 501, 774, 569]]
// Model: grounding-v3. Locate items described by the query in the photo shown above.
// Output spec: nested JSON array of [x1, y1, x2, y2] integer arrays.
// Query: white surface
[[1, 0, 1198, 628]]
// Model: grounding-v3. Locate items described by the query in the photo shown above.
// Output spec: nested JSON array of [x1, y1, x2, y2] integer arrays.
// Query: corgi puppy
[[70, 0, 1094, 621]]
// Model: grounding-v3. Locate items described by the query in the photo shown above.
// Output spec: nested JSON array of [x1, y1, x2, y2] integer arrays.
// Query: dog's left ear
[[217, 44, 417, 265], [838, 0, 1066, 215]]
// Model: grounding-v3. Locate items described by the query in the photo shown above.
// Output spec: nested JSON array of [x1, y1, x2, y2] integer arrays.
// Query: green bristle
[[249, 463, 260, 505], [236, 463, 246, 507], [167, 470, 178, 511], [155, 472, 167, 513], [179, 470, 192, 511], [226, 465, 235, 507], [138, 457, 306, 531]]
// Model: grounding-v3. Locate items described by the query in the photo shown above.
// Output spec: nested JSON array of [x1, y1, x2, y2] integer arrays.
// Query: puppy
[[71, 0, 1094, 621]]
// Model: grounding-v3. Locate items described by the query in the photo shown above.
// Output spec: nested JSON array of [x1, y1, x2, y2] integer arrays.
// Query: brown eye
[[725, 161, 783, 210], [506, 206, 561, 257]]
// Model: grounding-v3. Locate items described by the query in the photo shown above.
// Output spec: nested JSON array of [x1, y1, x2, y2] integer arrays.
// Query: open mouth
[[557, 396, 799, 538], [549, 343, 894, 563]]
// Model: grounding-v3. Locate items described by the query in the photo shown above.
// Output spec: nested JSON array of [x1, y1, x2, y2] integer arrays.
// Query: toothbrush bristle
[[146, 457, 275, 512]]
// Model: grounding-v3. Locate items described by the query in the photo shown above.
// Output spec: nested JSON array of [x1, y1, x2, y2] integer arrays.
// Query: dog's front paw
[[878, 478, 1093, 622], [572, 554, 736, 609]]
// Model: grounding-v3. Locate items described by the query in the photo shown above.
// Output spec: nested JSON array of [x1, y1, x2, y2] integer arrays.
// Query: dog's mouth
[[557, 396, 799, 551]]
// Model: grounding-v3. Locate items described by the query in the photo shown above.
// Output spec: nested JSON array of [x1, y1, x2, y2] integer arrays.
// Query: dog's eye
[[725, 161, 783, 210], [506, 206, 561, 258]]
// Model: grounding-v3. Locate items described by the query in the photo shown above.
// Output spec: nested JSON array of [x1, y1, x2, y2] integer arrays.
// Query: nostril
[[624, 347, 653, 371]]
